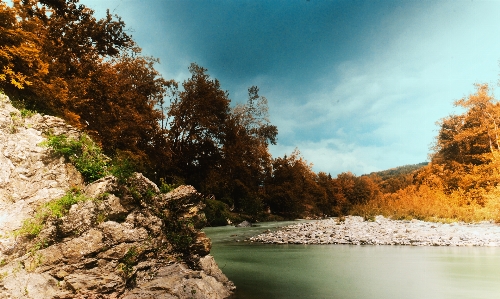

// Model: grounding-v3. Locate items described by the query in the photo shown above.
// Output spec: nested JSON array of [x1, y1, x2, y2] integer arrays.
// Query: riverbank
[[248, 215, 500, 246]]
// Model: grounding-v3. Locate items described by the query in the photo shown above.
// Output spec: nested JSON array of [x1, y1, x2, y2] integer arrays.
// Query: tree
[[0, 2, 47, 91], [433, 84, 500, 166], [2, 0, 173, 181], [264, 149, 321, 218], [218, 86, 277, 212], [315, 172, 349, 216], [167, 65, 278, 217], [167, 63, 231, 190], [81, 54, 174, 177], [10, 0, 134, 124], [428, 84, 500, 203], [331, 172, 380, 213]]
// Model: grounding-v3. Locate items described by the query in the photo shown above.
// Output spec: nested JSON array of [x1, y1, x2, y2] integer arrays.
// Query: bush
[[41, 133, 109, 182], [109, 156, 136, 184], [159, 178, 178, 194], [204, 199, 231, 226]]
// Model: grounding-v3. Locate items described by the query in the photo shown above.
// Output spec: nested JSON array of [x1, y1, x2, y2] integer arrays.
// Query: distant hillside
[[365, 162, 429, 180]]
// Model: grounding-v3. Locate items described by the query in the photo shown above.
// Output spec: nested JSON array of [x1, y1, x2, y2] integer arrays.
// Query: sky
[[83, 0, 500, 176]]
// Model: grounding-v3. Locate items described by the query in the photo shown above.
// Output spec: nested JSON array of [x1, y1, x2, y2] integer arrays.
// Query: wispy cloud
[[269, 1, 500, 175], [84, 0, 500, 176]]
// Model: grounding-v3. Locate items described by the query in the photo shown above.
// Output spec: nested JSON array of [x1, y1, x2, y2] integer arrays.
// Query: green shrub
[[203, 199, 231, 226], [19, 108, 36, 118], [45, 189, 88, 218], [10, 98, 38, 117], [159, 178, 177, 193], [109, 157, 135, 183], [41, 133, 109, 182], [119, 246, 139, 279]]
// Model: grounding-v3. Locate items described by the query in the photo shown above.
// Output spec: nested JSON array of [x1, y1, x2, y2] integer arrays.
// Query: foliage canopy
[[4, 0, 500, 223]]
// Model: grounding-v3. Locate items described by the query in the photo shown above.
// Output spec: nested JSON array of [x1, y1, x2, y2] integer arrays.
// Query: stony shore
[[248, 216, 500, 246]]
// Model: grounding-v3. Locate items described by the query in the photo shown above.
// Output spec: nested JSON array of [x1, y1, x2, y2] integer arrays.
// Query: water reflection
[[204, 222, 500, 299]]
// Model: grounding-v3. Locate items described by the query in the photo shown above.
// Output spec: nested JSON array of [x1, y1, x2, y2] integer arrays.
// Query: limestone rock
[[250, 215, 500, 246], [99, 221, 149, 244], [190, 232, 212, 256], [83, 175, 119, 199], [0, 95, 234, 298], [121, 259, 234, 299], [158, 185, 207, 229]]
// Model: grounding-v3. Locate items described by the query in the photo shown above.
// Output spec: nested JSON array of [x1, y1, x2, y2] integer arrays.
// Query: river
[[204, 221, 500, 299]]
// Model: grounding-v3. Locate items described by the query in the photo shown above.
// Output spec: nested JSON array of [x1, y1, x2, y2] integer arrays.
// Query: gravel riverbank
[[248, 216, 500, 246]]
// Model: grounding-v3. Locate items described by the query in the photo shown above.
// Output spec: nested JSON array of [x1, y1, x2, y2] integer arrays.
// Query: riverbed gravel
[[247, 216, 500, 246]]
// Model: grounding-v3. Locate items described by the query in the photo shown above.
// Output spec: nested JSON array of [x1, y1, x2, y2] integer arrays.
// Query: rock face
[[0, 95, 234, 298], [0, 94, 84, 259], [249, 215, 500, 246]]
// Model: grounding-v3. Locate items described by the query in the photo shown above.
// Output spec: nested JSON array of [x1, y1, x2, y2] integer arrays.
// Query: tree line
[[3, 0, 499, 224]]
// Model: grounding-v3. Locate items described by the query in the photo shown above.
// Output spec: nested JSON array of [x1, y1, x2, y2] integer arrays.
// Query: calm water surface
[[204, 221, 500, 299]]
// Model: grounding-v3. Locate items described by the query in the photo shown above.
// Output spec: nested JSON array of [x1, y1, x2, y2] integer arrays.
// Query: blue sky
[[84, 0, 500, 176]]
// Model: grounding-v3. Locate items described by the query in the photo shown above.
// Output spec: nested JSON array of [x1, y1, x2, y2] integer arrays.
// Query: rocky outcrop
[[0, 95, 234, 298], [0, 94, 84, 259], [249, 215, 500, 246]]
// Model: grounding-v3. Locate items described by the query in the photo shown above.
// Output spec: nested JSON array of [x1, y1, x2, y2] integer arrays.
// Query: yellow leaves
[[0, 66, 31, 89], [0, 3, 45, 91], [454, 83, 493, 109]]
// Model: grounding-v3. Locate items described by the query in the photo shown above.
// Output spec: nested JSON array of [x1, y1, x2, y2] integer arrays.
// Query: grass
[[15, 189, 90, 238]]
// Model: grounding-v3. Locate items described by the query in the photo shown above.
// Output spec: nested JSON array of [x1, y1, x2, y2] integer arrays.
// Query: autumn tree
[[218, 86, 277, 213], [1, 0, 173, 179], [314, 172, 348, 216], [433, 84, 500, 166], [82, 54, 174, 177], [167, 63, 231, 190], [8, 0, 135, 123], [264, 150, 323, 218], [0, 2, 47, 91], [167, 65, 278, 216], [421, 83, 500, 205]]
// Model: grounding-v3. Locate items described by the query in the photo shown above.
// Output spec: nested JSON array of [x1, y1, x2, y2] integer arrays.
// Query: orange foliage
[[352, 84, 500, 223]]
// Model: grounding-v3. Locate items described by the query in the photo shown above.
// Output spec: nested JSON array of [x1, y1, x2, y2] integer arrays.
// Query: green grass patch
[[19, 108, 37, 118], [15, 189, 90, 238]]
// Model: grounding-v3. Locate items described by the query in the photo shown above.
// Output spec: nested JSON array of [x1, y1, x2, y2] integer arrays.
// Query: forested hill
[[366, 162, 429, 180]]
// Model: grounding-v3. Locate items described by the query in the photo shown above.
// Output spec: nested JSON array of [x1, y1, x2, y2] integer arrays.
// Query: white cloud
[[269, 1, 500, 175]]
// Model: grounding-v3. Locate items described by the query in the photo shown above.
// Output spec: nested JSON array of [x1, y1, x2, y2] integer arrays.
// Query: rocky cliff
[[0, 94, 235, 298]]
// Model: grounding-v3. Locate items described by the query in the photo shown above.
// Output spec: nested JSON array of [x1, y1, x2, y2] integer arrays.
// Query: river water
[[203, 221, 500, 299]]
